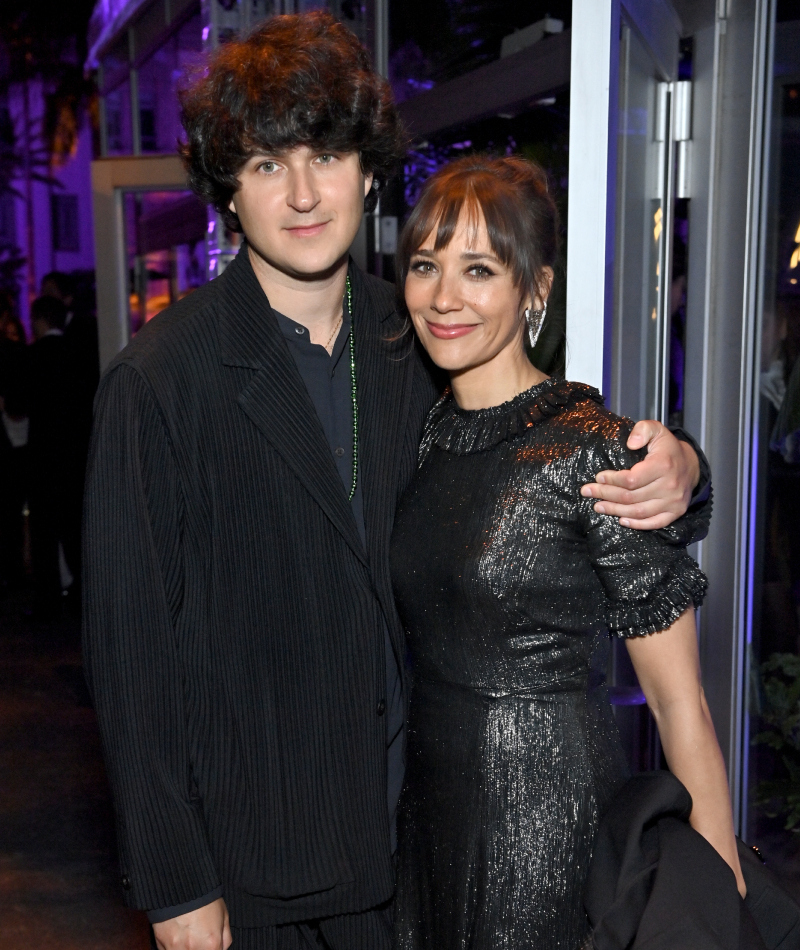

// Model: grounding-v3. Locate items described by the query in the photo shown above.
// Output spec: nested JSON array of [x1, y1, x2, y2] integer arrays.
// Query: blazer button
[[121, 874, 132, 890], [377, 699, 386, 716]]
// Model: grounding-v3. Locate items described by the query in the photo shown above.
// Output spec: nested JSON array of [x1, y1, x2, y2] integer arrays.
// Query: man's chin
[[247, 242, 350, 283]]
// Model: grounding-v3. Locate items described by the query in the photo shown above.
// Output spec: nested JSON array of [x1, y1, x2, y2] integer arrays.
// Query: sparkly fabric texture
[[389, 379, 707, 950]]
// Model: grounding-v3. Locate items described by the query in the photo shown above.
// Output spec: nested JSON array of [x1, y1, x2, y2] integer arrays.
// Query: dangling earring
[[525, 300, 547, 349]]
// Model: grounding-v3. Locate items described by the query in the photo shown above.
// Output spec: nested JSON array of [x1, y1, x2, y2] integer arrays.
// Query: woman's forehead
[[417, 203, 490, 252]]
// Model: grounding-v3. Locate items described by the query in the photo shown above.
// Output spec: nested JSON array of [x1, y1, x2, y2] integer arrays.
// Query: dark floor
[[2, 580, 800, 947], [0, 584, 149, 949]]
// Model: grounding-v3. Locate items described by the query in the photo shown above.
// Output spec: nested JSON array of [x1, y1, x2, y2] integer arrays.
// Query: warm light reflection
[[653, 207, 663, 243]]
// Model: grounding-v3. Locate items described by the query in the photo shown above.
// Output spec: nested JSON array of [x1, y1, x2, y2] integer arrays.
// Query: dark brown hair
[[179, 11, 407, 232], [31, 295, 68, 331], [397, 154, 559, 313]]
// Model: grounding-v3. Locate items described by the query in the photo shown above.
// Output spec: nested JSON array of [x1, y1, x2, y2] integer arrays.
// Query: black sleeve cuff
[[670, 426, 711, 508], [655, 427, 713, 546], [146, 886, 224, 924]]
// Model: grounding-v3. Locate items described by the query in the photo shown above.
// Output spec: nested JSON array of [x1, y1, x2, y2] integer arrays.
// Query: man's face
[[229, 147, 373, 281]]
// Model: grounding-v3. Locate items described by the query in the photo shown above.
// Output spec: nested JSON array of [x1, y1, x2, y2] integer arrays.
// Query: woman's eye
[[468, 264, 494, 279], [410, 260, 435, 275]]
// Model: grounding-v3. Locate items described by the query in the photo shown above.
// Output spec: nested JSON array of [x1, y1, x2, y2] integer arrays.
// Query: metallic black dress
[[389, 379, 707, 950]]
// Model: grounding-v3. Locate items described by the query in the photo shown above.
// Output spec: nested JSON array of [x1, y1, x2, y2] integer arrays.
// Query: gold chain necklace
[[324, 312, 343, 350]]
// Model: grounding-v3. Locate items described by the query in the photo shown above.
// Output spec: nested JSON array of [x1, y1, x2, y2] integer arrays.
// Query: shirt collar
[[273, 306, 352, 368]]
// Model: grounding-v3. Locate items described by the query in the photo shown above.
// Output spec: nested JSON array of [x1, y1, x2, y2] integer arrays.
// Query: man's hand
[[152, 897, 232, 950], [580, 420, 700, 530]]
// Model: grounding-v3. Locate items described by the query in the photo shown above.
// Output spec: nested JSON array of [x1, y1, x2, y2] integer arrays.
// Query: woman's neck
[[450, 350, 548, 410]]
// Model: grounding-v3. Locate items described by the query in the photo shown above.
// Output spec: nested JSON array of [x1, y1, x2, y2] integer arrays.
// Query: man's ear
[[364, 172, 374, 198], [229, 198, 236, 214]]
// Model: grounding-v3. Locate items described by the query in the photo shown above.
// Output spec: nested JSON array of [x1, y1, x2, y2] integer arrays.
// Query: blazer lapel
[[350, 265, 416, 648], [218, 248, 368, 568]]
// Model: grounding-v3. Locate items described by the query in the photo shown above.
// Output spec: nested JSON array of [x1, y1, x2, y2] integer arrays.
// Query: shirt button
[[377, 699, 386, 716], [121, 874, 132, 890], [295, 326, 305, 335], [335, 447, 345, 457]]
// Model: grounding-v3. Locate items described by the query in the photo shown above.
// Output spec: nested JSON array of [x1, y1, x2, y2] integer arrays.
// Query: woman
[[389, 155, 744, 949]]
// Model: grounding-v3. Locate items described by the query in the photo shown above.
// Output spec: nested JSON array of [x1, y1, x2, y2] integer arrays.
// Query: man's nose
[[287, 167, 320, 212]]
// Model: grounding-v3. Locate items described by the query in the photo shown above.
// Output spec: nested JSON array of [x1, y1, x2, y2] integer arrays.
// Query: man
[[83, 13, 710, 950], [28, 296, 82, 619], [41, 270, 100, 393], [41, 271, 98, 612]]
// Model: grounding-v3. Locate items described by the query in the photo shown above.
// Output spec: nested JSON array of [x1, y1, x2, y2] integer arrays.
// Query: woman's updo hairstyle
[[397, 154, 558, 313]]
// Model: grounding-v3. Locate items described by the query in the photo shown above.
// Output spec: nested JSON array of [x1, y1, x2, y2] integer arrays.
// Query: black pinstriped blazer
[[82, 247, 440, 928]]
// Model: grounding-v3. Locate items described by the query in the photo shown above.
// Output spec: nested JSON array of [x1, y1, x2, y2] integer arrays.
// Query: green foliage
[[752, 652, 800, 832]]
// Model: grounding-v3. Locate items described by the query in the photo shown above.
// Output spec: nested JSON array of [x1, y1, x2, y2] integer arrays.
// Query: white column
[[565, 0, 619, 392]]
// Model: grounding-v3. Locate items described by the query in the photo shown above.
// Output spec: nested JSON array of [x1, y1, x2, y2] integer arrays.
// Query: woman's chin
[[420, 343, 480, 375]]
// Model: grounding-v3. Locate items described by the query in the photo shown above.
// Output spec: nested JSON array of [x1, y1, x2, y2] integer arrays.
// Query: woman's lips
[[425, 320, 479, 339]]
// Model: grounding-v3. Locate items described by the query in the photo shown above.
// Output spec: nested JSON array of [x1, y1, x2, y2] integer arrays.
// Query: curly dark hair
[[397, 154, 559, 315], [179, 11, 407, 232]]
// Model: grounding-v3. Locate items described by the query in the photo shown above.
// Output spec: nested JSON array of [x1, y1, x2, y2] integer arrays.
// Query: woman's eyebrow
[[461, 251, 500, 263], [412, 248, 436, 257]]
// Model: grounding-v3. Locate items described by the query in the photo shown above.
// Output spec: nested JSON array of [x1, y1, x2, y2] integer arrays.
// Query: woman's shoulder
[[554, 384, 632, 440], [553, 385, 644, 474]]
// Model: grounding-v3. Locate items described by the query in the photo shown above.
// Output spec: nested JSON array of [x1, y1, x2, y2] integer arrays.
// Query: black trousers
[[150, 903, 393, 950]]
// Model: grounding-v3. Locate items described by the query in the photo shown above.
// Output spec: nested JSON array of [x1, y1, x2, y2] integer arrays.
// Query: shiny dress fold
[[389, 379, 707, 950]]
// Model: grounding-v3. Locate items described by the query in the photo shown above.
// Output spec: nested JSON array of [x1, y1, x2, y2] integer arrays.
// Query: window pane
[[137, 10, 202, 155], [104, 81, 133, 155], [390, 0, 570, 104], [123, 190, 208, 337], [51, 195, 80, 252]]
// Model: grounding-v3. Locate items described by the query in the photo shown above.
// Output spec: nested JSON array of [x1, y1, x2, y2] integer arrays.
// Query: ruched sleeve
[[576, 415, 708, 639]]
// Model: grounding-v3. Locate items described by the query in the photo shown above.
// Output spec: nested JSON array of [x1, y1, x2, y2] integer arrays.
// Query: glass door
[[121, 189, 210, 338], [744, 12, 800, 888], [605, 9, 684, 772]]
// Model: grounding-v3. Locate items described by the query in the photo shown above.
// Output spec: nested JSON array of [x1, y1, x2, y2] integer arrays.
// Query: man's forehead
[[245, 145, 359, 159]]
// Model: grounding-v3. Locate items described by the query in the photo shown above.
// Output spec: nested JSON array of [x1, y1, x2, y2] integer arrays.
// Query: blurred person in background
[[27, 295, 82, 620], [41, 270, 99, 391], [0, 290, 30, 592]]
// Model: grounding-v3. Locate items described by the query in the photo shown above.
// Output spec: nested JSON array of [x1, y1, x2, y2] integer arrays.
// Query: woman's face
[[404, 208, 530, 375]]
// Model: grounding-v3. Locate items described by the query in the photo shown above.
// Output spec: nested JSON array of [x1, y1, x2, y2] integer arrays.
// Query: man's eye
[[258, 161, 277, 173], [317, 153, 335, 164]]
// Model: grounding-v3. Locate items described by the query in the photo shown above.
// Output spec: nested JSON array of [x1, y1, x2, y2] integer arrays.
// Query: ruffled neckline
[[422, 377, 604, 455]]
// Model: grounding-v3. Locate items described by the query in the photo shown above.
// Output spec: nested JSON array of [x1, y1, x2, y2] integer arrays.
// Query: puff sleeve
[[577, 415, 708, 638]]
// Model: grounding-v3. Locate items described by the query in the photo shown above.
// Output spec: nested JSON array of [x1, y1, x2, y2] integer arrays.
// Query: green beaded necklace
[[345, 275, 358, 502]]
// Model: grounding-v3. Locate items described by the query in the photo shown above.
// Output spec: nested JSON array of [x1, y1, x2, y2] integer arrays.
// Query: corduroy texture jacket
[[82, 248, 439, 927]]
